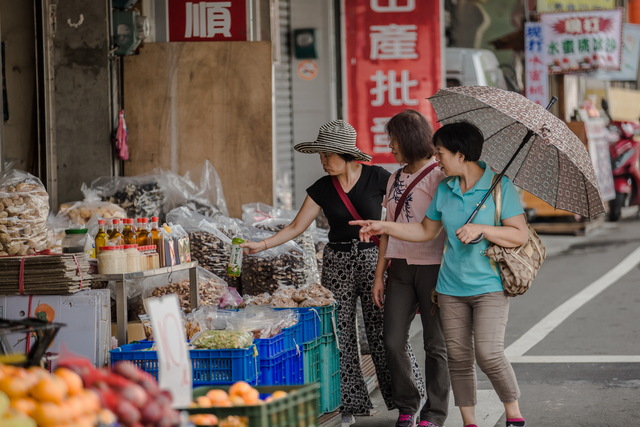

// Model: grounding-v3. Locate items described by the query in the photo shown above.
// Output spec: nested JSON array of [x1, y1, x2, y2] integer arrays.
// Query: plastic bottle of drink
[[122, 218, 137, 245], [136, 217, 151, 246]]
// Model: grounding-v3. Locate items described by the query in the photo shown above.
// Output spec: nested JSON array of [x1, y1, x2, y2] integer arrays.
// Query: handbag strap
[[491, 175, 502, 226], [393, 163, 438, 221], [331, 176, 380, 246]]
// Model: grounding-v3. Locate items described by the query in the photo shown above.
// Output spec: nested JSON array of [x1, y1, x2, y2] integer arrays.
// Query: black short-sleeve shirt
[[307, 165, 391, 242]]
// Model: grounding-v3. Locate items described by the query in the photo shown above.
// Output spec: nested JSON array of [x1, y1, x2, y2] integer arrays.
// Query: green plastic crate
[[318, 334, 340, 414], [186, 383, 320, 427], [303, 337, 321, 385]]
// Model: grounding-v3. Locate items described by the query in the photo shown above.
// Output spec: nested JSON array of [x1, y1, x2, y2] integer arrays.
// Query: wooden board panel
[[123, 42, 273, 218]]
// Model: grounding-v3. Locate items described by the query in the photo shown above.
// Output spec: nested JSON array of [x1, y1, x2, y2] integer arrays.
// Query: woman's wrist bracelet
[[263, 239, 268, 250]]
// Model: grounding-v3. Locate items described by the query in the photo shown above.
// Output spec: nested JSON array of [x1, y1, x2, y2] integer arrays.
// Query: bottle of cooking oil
[[122, 218, 137, 245], [150, 216, 165, 267], [136, 217, 151, 246], [108, 218, 124, 246], [94, 219, 108, 256]]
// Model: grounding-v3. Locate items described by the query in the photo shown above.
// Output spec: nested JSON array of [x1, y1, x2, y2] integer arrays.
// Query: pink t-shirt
[[382, 160, 446, 265]]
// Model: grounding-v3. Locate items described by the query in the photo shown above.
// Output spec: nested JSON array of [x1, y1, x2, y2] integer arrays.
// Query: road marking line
[[510, 355, 640, 363], [506, 246, 640, 358], [445, 390, 503, 427]]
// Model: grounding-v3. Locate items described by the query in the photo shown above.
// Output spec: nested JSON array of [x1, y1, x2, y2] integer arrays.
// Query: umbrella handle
[[469, 234, 485, 244]]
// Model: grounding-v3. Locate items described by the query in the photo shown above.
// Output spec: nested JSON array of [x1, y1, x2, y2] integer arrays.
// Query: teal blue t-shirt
[[426, 162, 524, 297]]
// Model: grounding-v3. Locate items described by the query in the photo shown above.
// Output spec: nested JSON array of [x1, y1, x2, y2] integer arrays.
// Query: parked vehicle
[[445, 47, 508, 89], [602, 99, 640, 221]]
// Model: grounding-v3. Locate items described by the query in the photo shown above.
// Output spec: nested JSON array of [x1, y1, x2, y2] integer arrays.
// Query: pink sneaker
[[418, 421, 440, 427]]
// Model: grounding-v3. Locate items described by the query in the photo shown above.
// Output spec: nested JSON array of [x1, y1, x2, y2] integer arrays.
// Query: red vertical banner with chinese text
[[344, 0, 443, 166], [168, 0, 247, 42]]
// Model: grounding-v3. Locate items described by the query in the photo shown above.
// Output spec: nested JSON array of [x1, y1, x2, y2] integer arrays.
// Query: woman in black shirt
[[242, 120, 424, 425]]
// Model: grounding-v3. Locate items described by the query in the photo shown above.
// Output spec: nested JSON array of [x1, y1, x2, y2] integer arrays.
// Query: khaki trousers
[[438, 291, 520, 406]]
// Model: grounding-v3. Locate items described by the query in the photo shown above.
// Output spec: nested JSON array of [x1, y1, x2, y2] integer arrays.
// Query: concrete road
[[356, 214, 640, 426]]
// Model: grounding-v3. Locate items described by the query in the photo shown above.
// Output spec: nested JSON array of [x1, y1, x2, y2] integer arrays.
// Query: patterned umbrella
[[428, 86, 605, 218]]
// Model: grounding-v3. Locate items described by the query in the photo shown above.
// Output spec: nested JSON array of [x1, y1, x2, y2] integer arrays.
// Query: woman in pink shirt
[[374, 110, 450, 427]]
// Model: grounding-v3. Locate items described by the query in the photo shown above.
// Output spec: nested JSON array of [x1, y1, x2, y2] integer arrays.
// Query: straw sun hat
[[294, 120, 372, 162]]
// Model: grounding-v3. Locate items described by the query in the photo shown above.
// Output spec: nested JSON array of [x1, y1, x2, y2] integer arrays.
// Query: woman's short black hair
[[433, 121, 484, 162], [385, 109, 435, 163], [338, 153, 356, 162]]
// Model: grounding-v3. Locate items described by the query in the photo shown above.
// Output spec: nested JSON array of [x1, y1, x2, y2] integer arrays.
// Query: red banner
[[343, 0, 443, 165], [168, 0, 247, 42]]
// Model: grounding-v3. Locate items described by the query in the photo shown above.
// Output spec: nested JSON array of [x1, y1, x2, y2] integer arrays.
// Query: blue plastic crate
[[277, 308, 319, 344], [282, 323, 302, 351], [284, 347, 304, 385], [255, 331, 288, 359], [258, 351, 287, 386], [110, 342, 258, 386]]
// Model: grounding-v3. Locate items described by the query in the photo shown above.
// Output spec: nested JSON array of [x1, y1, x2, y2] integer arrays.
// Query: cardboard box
[[110, 321, 147, 344], [0, 289, 111, 368]]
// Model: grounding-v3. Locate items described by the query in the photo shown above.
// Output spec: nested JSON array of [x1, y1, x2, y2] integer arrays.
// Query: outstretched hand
[[349, 220, 385, 243], [240, 240, 266, 254]]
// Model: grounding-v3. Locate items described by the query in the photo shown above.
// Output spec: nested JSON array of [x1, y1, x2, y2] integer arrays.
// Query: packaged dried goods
[[0, 169, 50, 256]]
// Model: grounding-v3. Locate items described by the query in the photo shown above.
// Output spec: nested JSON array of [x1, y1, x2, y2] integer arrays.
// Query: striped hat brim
[[293, 142, 372, 162]]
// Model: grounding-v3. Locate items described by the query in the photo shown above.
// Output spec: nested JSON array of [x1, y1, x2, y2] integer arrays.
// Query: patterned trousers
[[322, 242, 425, 414]]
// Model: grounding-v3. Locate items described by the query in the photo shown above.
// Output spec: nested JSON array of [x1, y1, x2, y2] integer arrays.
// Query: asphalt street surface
[[356, 212, 640, 426]]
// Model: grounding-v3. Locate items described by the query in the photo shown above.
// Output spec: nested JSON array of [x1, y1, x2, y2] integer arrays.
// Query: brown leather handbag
[[484, 177, 547, 296]]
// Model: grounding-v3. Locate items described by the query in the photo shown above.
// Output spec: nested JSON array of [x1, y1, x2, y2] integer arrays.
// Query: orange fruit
[[195, 396, 212, 408], [189, 413, 219, 426], [240, 387, 260, 405], [270, 390, 287, 400], [10, 397, 37, 416], [228, 381, 252, 397], [30, 375, 69, 403], [229, 395, 245, 406], [54, 368, 84, 396], [31, 401, 68, 426], [0, 375, 30, 398], [205, 388, 229, 404]]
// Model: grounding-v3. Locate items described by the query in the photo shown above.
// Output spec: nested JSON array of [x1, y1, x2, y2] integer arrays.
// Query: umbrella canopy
[[428, 86, 605, 218]]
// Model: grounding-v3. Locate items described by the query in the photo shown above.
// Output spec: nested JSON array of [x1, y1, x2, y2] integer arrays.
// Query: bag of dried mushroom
[[253, 217, 320, 285], [0, 169, 50, 256], [242, 282, 336, 308], [167, 207, 243, 288], [240, 227, 307, 295], [125, 267, 228, 319]]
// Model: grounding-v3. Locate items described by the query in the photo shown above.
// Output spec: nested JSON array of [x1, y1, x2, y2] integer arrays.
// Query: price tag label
[[144, 294, 192, 407]]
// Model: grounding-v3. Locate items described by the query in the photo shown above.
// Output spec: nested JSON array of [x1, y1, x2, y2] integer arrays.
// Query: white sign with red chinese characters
[[525, 22, 550, 106], [144, 294, 192, 407], [343, 0, 443, 166], [541, 9, 622, 74]]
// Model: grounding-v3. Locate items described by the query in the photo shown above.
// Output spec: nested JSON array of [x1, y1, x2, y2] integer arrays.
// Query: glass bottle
[[62, 228, 88, 254], [122, 218, 137, 245], [150, 216, 165, 267], [109, 219, 124, 246], [94, 219, 108, 256], [136, 218, 151, 246]]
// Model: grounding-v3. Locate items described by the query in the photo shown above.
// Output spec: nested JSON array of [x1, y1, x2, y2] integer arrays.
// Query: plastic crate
[[258, 351, 287, 386], [284, 347, 304, 385], [187, 383, 320, 427], [282, 322, 302, 351], [109, 343, 258, 386], [302, 337, 321, 385], [297, 304, 336, 337], [318, 334, 340, 414], [277, 308, 320, 344], [254, 331, 287, 359]]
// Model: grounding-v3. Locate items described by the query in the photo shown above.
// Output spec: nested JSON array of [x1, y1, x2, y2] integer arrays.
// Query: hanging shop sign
[[537, 0, 614, 12], [524, 22, 550, 106], [343, 0, 443, 165], [591, 23, 640, 81], [541, 9, 622, 74], [167, 0, 247, 42]]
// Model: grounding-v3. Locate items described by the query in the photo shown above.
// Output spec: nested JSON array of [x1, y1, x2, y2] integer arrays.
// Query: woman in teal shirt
[[351, 122, 530, 427]]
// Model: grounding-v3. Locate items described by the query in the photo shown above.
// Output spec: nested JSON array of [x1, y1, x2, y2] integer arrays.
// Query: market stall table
[[93, 261, 199, 344]]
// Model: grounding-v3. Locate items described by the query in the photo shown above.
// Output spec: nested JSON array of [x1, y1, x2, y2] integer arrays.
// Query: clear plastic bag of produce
[[253, 217, 320, 285], [162, 160, 228, 218], [57, 187, 127, 226], [86, 170, 166, 221], [0, 168, 50, 256], [240, 227, 307, 295], [191, 329, 254, 349], [167, 207, 243, 287], [241, 202, 275, 225]]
